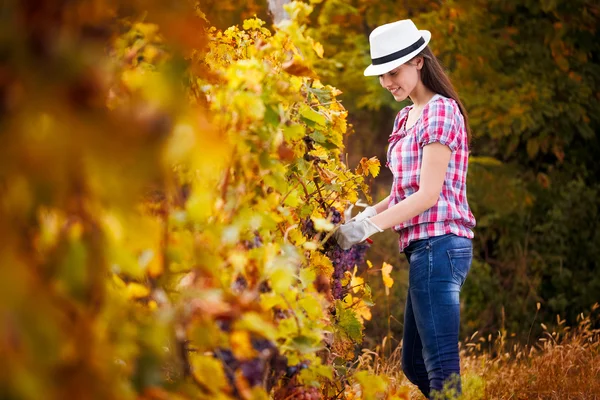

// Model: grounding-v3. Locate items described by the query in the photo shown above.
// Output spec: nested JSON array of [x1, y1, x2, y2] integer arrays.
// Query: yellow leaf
[[302, 241, 318, 250], [147, 252, 164, 278], [341, 270, 352, 286], [102, 212, 123, 243], [190, 354, 229, 393], [355, 156, 381, 178], [259, 292, 287, 311], [308, 146, 329, 160], [351, 267, 364, 294], [165, 123, 196, 163], [126, 282, 150, 299], [234, 312, 277, 341], [242, 17, 266, 31], [298, 295, 323, 320], [367, 158, 381, 177], [309, 252, 334, 276], [312, 217, 334, 232], [228, 251, 248, 273], [232, 91, 265, 120], [288, 227, 307, 246], [230, 330, 256, 360], [382, 262, 394, 295], [366, 260, 373, 269], [354, 299, 372, 322], [312, 41, 324, 58], [112, 274, 126, 288]]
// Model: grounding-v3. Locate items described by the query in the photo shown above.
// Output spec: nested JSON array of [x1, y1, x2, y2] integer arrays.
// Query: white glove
[[333, 218, 383, 250], [350, 205, 377, 222]]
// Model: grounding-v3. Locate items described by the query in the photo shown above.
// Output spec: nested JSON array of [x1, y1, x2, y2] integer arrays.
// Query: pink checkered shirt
[[385, 94, 476, 252]]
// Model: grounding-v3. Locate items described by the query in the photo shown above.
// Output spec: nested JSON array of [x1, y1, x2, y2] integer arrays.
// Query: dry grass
[[351, 304, 600, 399]]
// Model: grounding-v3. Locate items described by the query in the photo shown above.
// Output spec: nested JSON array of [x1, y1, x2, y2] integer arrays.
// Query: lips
[[390, 87, 401, 95]]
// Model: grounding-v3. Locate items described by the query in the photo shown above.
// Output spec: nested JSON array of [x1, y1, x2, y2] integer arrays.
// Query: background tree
[[307, 0, 600, 339]]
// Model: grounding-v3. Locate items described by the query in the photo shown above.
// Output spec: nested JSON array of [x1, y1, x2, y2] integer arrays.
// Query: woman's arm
[[370, 142, 452, 231], [372, 195, 390, 214]]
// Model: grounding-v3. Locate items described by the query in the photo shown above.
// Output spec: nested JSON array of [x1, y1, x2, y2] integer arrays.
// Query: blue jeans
[[401, 233, 473, 399]]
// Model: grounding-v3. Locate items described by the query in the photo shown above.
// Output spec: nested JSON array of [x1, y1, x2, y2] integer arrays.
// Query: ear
[[415, 56, 425, 70]]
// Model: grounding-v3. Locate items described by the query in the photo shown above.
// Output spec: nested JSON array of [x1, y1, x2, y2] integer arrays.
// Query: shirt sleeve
[[416, 98, 462, 151]]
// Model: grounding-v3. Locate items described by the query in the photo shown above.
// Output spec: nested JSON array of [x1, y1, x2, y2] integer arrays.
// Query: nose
[[379, 73, 392, 89]]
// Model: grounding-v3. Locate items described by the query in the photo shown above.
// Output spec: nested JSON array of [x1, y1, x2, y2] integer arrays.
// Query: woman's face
[[378, 58, 422, 101]]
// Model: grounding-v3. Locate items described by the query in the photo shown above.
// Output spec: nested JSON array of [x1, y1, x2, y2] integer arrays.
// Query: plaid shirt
[[385, 94, 476, 252]]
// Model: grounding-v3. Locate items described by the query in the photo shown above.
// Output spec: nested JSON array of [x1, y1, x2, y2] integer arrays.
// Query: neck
[[409, 80, 436, 108]]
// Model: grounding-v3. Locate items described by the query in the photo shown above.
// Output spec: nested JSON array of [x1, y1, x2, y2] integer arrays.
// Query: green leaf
[[234, 312, 277, 341], [335, 300, 363, 343], [299, 267, 317, 289], [307, 87, 332, 103], [291, 334, 324, 354], [264, 104, 280, 126], [283, 124, 305, 141], [320, 139, 339, 150], [310, 130, 327, 145], [298, 294, 322, 320], [299, 103, 327, 126]]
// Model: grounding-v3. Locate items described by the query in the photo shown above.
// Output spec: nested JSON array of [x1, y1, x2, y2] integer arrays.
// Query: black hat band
[[371, 37, 425, 65]]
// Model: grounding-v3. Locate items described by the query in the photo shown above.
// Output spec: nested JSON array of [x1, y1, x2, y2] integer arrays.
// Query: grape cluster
[[242, 232, 263, 249], [284, 361, 308, 378], [300, 216, 317, 239], [300, 207, 342, 239], [325, 242, 370, 299], [329, 207, 341, 224], [213, 337, 287, 394], [232, 274, 248, 292], [283, 385, 323, 400], [325, 205, 370, 299], [301, 206, 370, 300]]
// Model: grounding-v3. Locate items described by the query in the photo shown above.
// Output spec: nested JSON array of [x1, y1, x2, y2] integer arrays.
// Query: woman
[[333, 19, 476, 399]]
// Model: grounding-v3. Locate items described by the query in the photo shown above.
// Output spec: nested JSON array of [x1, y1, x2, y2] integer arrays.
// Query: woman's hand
[[333, 218, 383, 250], [348, 205, 377, 222]]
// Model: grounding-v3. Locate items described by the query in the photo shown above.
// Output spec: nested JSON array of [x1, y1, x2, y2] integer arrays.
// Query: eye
[[389, 71, 397, 76]]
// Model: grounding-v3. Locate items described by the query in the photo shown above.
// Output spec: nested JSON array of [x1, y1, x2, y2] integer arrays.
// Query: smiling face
[[378, 57, 423, 101]]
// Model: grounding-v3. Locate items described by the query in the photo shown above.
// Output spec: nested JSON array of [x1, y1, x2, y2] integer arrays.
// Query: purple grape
[[301, 217, 317, 239], [285, 365, 298, 378], [258, 280, 271, 293], [323, 240, 370, 300], [242, 232, 263, 249], [253, 234, 263, 248], [329, 207, 341, 224], [287, 385, 322, 400], [299, 208, 370, 301], [232, 275, 248, 292], [252, 338, 276, 354], [213, 348, 238, 387], [240, 358, 265, 386]]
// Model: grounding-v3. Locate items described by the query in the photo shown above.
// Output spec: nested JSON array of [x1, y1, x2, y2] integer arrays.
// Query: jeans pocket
[[447, 247, 472, 287]]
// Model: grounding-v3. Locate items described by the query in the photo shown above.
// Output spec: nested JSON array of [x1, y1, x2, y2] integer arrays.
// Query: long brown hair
[[412, 46, 471, 143]]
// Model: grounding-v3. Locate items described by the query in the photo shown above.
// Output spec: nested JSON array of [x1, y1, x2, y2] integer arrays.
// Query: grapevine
[[0, 1, 387, 399]]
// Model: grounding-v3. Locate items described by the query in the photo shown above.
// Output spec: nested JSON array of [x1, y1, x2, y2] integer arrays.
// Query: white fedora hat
[[364, 19, 431, 77]]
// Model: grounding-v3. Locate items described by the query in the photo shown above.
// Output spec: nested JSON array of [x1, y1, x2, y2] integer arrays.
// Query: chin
[[393, 93, 408, 102]]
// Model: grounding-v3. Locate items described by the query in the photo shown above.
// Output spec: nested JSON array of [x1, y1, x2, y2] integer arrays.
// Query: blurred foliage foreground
[[0, 0, 598, 399]]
